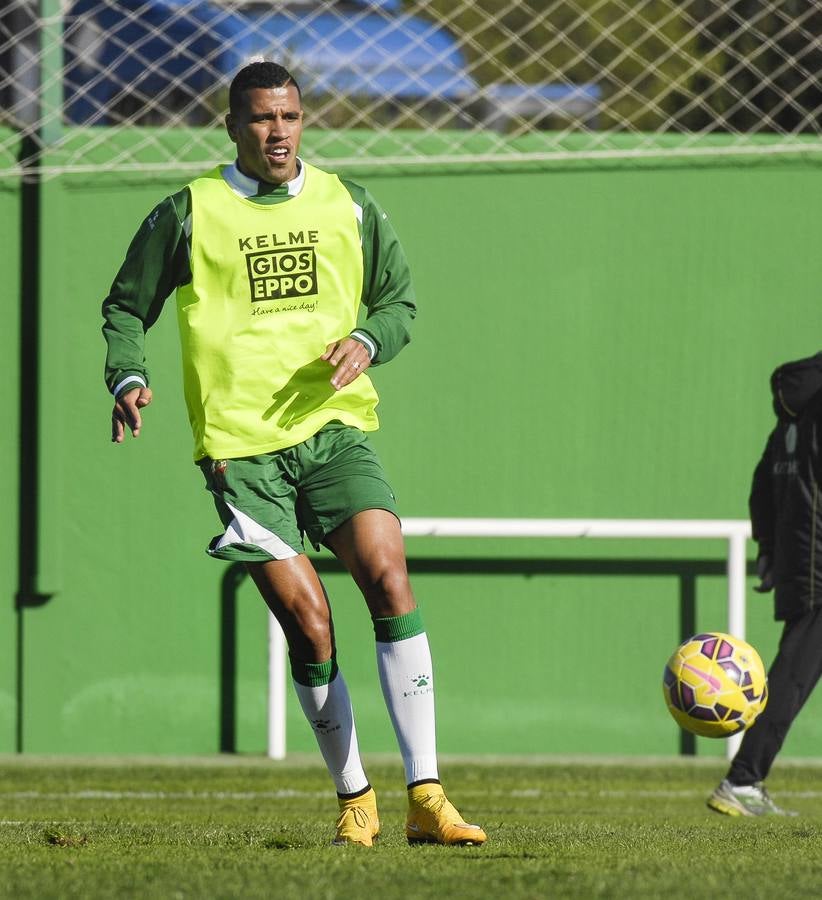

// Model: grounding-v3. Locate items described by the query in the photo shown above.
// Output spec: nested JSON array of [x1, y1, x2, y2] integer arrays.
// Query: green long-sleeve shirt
[[102, 161, 416, 396]]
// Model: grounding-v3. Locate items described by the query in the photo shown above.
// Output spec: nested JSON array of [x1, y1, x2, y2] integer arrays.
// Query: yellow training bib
[[177, 164, 378, 460]]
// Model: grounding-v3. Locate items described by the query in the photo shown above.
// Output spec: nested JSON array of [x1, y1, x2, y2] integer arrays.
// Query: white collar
[[222, 158, 305, 198]]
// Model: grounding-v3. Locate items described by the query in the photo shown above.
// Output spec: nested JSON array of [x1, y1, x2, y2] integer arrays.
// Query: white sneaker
[[707, 779, 797, 817]]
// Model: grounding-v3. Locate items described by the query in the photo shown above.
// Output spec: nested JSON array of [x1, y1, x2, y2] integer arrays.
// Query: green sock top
[[372, 608, 425, 643], [289, 655, 338, 687]]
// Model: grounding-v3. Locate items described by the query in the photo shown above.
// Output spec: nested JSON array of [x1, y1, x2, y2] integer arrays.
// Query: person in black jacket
[[708, 352, 822, 816]]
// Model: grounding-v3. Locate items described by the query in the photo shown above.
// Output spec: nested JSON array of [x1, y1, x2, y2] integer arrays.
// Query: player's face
[[226, 85, 303, 185]]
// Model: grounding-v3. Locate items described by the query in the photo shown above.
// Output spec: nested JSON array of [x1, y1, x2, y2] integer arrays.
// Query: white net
[[2, 0, 822, 180]]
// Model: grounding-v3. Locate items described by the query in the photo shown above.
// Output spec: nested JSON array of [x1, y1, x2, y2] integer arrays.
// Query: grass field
[[2, 755, 822, 899]]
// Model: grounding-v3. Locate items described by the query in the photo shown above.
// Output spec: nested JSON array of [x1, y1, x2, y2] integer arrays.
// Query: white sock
[[376, 632, 439, 785], [292, 668, 369, 796]]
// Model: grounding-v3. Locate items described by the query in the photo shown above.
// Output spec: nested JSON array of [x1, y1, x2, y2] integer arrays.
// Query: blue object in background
[[246, 8, 476, 101], [64, 0, 248, 124], [63, 0, 476, 125]]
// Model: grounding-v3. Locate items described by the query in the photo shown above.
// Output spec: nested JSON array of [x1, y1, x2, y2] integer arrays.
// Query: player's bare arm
[[111, 386, 153, 442], [322, 336, 371, 390]]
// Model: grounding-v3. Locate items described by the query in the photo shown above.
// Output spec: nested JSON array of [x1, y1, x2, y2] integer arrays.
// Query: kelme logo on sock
[[311, 718, 340, 735], [403, 674, 433, 697]]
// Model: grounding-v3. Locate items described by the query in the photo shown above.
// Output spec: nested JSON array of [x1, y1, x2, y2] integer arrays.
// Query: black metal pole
[[15, 134, 41, 754], [220, 563, 247, 753], [678, 571, 697, 756]]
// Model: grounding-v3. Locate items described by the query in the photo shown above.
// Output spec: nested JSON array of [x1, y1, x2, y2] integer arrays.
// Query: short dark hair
[[228, 61, 301, 113]]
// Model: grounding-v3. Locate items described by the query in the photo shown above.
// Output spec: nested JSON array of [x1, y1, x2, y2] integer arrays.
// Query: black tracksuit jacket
[[750, 353, 822, 621]]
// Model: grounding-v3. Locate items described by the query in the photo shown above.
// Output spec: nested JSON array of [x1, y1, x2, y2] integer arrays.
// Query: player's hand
[[111, 386, 153, 443], [753, 553, 774, 593], [322, 337, 371, 391]]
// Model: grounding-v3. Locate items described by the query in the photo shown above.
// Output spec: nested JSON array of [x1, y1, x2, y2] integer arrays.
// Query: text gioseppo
[[245, 247, 318, 301]]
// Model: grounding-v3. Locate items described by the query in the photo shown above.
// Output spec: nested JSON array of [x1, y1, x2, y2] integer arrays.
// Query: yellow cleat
[[406, 783, 487, 846], [332, 787, 380, 847]]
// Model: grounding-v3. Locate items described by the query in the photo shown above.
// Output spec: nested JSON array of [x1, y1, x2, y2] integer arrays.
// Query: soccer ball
[[662, 632, 768, 738]]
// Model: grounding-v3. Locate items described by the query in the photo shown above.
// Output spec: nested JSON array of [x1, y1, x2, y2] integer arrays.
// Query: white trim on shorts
[[210, 501, 298, 560]]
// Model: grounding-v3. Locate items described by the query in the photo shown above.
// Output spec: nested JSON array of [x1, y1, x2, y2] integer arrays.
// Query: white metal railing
[[267, 518, 754, 761]]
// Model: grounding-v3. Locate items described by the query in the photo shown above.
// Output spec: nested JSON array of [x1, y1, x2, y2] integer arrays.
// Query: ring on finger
[[351, 360, 361, 370]]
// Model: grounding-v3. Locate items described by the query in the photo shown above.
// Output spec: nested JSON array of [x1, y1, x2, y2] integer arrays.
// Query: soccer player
[[707, 353, 822, 817], [102, 60, 487, 847]]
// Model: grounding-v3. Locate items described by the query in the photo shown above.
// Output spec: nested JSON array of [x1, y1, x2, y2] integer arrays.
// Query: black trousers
[[728, 604, 822, 785]]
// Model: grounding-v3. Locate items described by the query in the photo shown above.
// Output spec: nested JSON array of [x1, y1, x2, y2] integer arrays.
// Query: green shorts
[[199, 422, 399, 562]]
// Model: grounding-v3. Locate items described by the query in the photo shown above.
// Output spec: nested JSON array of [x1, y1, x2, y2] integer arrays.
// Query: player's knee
[[299, 607, 332, 640], [362, 564, 414, 616], [279, 603, 333, 660]]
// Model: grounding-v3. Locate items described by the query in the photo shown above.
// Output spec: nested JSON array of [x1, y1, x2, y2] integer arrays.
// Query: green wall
[[7, 132, 822, 759]]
